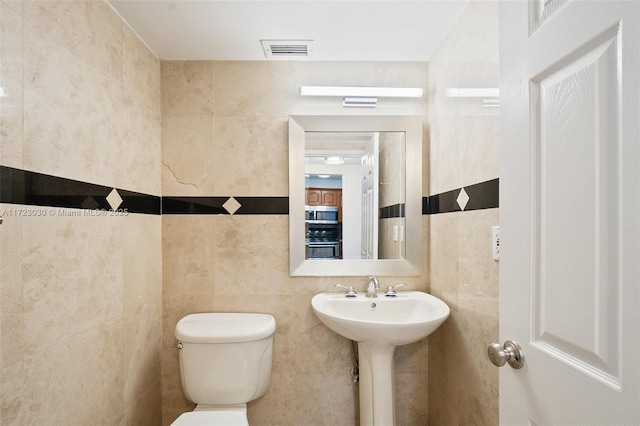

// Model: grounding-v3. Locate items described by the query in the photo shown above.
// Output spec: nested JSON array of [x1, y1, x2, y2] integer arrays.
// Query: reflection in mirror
[[289, 115, 422, 276], [304, 132, 406, 261]]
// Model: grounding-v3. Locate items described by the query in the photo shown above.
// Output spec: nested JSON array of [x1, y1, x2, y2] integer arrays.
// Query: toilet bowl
[[171, 408, 248, 426], [171, 313, 276, 426], [171, 405, 248, 426]]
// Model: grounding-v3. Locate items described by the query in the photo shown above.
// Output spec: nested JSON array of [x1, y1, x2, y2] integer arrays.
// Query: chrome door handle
[[487, 340, 524, 369]]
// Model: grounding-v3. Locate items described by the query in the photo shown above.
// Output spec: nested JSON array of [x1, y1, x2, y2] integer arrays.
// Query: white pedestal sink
[[311, 291, 450, 426]]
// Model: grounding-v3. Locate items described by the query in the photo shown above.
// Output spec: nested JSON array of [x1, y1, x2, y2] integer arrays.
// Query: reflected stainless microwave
[[305, 205, 339, 224]]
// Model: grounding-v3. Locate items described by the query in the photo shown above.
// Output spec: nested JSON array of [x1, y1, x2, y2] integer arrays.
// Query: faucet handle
[[368, 276, 380, 289], [334, 284, 357, 298], [384, 283, 407, 297]]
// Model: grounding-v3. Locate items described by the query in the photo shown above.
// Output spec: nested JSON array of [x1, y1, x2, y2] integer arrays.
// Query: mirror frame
[[289, 115, 422, 276]]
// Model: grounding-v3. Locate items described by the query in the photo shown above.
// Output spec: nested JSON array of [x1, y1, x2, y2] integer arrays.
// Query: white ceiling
[[108, 0, 469, 61]]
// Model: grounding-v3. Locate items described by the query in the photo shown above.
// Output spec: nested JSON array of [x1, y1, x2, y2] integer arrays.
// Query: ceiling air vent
[[261, 40, 314, 59]]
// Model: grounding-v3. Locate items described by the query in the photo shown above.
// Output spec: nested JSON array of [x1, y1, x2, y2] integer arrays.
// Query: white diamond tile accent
[[456, 188, 470, 211], [223, 197, 241, 215], [106, 188, 123, 210]]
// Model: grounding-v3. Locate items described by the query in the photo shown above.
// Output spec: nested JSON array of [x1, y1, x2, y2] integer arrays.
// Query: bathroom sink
[[312, 290, 450, 425], [311, 291, 450, 347]]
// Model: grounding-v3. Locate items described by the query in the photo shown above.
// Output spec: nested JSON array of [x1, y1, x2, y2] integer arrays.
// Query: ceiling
[[107, 0, 469, 61]]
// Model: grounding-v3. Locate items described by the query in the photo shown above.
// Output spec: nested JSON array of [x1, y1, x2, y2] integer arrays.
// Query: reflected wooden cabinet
[[306, 188, 341, 207], [306, 189, 321, 205]]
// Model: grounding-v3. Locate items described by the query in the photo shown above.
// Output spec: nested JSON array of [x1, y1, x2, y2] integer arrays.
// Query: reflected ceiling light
[[482, 98, 500, 108], [445, 88, 499, 98], [301, 86, 424, 98], [324, 156, 345, 165], [317, 174, 331, 178]]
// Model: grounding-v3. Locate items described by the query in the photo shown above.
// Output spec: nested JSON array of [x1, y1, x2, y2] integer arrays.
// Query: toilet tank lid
[[175, 313, 276, 343]]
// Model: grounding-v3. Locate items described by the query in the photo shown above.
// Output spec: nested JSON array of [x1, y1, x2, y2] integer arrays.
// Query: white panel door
[[500, 0, 639, 424]]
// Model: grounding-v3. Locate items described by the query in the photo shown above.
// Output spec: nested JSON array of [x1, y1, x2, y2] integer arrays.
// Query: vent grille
[[261, 40, 314, 59]]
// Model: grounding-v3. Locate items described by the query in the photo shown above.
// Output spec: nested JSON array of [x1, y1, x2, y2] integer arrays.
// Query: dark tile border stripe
[[161, 196, 289, 215], [235, 197, 289, 215], [1, 166, 497, 216], [0, 166, 161, 215], [380, 203, 405, 219], [161, 197, 229, 215], [423, 178, 499, 215]]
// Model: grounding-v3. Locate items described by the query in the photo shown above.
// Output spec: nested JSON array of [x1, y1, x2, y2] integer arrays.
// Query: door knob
[[487, 340, 525, 369]]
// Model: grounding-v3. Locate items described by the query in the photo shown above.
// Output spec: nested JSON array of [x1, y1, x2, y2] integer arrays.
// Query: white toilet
[[171, 312, 276, 426]]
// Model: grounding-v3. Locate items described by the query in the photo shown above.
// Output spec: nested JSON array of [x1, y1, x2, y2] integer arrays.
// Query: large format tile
[[21, 212, 123, 355], [0, 2, 23, 169], [162, 215, 217, 296], [123, 215, 162, 410], [161, 115, 215, 196], [22, 0, 123, 86], [162, 60, 213, 117], [0, 360, 24, 425], [211, 116, 289, 197], [121, 26, 161, 195], [22, 21, 124, 186], [212, 215, 290, 295], [213, 61, 295, 117], [120, 102, 162, 195], [22, 322, 124, 425], [0, 205, 23, 370], [125, 377, 163, 426]]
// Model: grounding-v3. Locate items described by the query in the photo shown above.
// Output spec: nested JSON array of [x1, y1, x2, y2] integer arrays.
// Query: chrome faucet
[[365, 276, 380, 298]]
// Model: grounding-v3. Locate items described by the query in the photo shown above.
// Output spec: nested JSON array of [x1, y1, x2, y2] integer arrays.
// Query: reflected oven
[[305, 222, 342, 259], [305, 241, 341, 259]]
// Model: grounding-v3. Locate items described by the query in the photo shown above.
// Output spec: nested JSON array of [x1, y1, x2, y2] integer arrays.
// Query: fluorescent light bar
[[446, 88, 499, 98], [482, 98, 500, 108], [324, 156, 345, 165], [300, 86, 424, 98], [343, 97, 377, 108]]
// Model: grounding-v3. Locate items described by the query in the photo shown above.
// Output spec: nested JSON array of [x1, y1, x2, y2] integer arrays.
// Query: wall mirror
[[289, 115, 422, 276]]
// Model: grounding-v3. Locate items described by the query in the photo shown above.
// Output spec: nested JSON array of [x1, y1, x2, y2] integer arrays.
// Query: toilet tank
[[175, 313, 276, 406]]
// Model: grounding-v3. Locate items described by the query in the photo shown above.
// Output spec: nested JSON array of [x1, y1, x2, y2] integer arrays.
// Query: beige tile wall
[[379, 132, 406, 259], [0, 1, 162, 424], [427, 1, 500, 425], [161, 60, 431, 425], [0, 1, 500, 424]]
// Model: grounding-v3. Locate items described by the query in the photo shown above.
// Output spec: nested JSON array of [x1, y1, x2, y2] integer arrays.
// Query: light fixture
[[343, 97, 377, 108], [446, 88, 499, 108], [0, 87, 7, 97], [301, 86, 424, 98], [481, 98, 500, 108], [445, 88, 499, 98], [324, 156, 345, 165], [300, 86, 424, 109]]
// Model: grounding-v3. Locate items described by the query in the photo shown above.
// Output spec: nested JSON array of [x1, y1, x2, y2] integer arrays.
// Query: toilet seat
[[170, 410, 249, 426]]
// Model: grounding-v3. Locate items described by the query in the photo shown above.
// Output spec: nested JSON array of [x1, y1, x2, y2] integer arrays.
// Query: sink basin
[[311, 290, 450, 426], [311, 291, 450, 346]]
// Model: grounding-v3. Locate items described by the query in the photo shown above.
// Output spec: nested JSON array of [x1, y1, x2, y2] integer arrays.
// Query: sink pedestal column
[[357, 343, 397, 426]]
